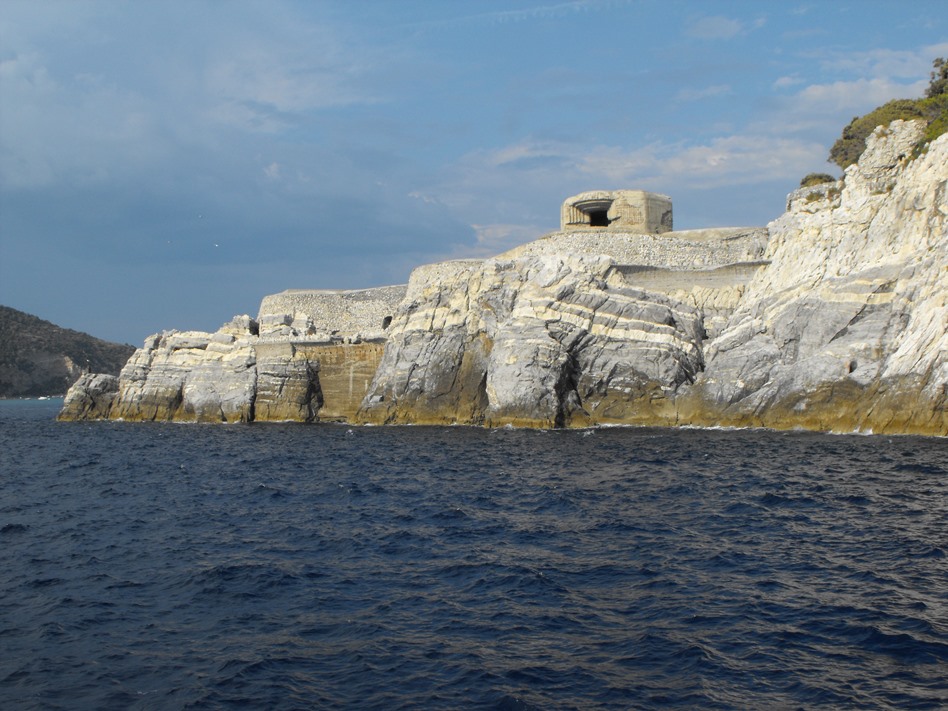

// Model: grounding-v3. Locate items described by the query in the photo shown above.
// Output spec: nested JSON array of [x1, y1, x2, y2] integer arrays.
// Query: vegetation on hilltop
[[0, 305, 135, 397], [828, 57, 948, 170]]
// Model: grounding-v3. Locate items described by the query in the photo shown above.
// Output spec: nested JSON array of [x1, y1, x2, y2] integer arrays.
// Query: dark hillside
[[0, 306, 136, 397]]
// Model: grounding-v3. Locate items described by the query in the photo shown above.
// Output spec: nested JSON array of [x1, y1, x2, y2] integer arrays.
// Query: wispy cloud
[[812, 45, 948, 81], [676, 84, 732, 102], [773, 75, 804, 90], [578, 135, 824, 189], [202, 35, 380, 133], [793, 77, 925, 113], [684, 15, 764, 40], [401, 0, 633, 31]]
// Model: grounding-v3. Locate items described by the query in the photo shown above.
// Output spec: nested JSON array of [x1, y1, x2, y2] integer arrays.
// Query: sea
[[1, 398, 946, 710]]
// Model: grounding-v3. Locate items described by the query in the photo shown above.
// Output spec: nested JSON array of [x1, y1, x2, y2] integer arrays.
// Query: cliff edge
[[679, 121, 946, 434]]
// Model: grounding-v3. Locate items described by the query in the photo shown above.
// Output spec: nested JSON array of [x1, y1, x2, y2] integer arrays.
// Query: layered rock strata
[[679, 121, 947, 434], [358, 255, 705, 427]]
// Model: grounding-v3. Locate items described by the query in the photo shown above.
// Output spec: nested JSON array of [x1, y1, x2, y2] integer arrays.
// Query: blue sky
[[2, 0, 946, 344]]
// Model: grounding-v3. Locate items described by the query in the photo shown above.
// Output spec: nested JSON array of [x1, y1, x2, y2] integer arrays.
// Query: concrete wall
[[561, 190, 673, 233], [257, 285, 407, 341], [500, 227, 770, 270], [252, 340, 385, 422], [296, 342, 385, 422]]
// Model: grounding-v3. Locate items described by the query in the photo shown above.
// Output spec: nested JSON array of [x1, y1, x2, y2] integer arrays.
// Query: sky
[[1, 1, 946, 345]]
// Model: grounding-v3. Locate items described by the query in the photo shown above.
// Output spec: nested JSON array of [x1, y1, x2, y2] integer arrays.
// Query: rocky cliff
[[678, 121, 947, 434], [60, 121, 947, 435], [0, 306, 135, 398]]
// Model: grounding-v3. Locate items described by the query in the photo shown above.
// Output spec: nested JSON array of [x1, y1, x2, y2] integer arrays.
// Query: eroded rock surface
[[680, 121, 947, 434], [358, 255, 705, 427]]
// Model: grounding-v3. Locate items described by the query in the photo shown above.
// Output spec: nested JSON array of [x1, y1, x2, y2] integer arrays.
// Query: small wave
[[758, 492, 818, 508], [893, 462, 946, 475], [185, 562, 301, 599], [860, 626, 948, 664]]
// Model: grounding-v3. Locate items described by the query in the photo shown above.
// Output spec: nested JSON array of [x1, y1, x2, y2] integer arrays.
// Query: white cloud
[[676, 84, 732, 102], [408, 191, 442, 205], [796, 77, 925, 114], [773, 75, 804, 89], [201, 32, 380, 134], [578, 135, 825, 189], [462, 223, 547, 257], [815, 44, 948, 81]]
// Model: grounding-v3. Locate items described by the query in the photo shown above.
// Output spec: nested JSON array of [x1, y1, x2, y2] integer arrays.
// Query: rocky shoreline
[[60, 121, 947, 436]]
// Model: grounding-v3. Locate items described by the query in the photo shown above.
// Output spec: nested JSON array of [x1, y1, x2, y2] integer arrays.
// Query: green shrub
[[804, 186, 840, 203], [827, 57, 948, 170], [828, 100, 925, 169], [926, 58, 947, 99], [918, 93, 948, 146], [799, 173, 836, 188]]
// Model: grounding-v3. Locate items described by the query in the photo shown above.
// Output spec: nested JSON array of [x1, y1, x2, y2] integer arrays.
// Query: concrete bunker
[[561, 190, 673, 233]]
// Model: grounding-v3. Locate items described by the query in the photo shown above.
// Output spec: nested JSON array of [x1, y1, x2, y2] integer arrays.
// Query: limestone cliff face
[[680, 121, 947, 434], [60, 120, 947, 435], [358, 256, 705, 427], [59, 316, 386, 424], [65, 317, 261, 423]]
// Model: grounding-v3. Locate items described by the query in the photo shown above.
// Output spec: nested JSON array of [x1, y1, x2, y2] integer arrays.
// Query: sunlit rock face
[[679, 121, 947, 435], [357, 255, 706, 427], [102, 320, 259, 423]]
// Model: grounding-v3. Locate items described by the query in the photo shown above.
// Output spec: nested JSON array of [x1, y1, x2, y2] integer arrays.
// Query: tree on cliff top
[[828, 57, 948, 170], [926, 57, 947, 98]]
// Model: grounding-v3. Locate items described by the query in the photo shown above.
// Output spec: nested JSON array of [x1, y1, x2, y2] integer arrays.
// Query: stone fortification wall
[[498, 227, 769, 270], [295, 342, 385, 422], [257, 285, 407, 342]]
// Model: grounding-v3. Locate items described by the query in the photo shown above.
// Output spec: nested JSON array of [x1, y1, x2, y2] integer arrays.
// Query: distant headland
[[0, 305, 134, 399]]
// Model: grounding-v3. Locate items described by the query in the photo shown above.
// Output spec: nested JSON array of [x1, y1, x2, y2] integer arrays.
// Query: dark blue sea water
[[1, 399, 946, 710]]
